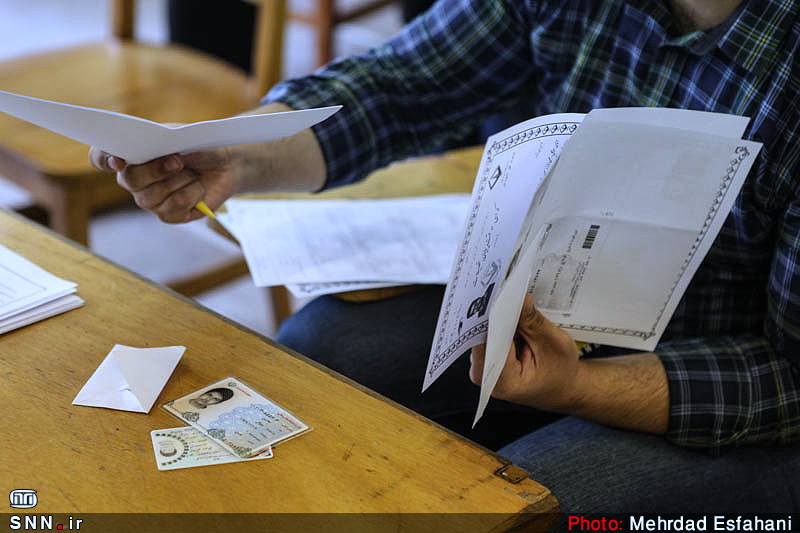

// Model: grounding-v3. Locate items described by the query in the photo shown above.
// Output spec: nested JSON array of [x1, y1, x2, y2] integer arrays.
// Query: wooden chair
[[290, 0, 397, 67], [0, 0, 286, 295]]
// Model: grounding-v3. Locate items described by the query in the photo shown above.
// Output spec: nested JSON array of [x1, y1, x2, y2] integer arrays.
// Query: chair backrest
[[110, 0, 287, 96]]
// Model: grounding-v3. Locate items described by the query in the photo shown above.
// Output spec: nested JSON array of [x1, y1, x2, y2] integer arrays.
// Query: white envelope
[[73, 344, 185, 413]]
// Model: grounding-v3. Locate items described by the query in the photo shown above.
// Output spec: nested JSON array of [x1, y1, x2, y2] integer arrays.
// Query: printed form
[[421, 108, 762, 425], [223, 195, 469, 291]]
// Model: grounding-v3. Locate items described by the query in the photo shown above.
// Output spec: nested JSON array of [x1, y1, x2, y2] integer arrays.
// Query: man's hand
[[470, 294, 670, 434], [469, 294, 583, 411], [88, 101, 328, 223], [90, 148, 240, 223]]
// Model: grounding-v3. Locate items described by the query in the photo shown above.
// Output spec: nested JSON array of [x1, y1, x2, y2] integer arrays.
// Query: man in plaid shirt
[[93, 0, 799, 511]]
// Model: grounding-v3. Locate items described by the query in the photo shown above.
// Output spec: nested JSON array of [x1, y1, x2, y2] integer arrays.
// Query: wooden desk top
[[0, 210, 556, 527]]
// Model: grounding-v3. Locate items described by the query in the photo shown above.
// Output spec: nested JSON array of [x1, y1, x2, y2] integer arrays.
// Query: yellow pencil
[[194, 201, 217, 220]]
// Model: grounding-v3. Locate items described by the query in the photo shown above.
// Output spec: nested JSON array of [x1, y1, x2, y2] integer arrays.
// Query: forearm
[[264, 0, 538, 188], [230, 102, 326, 194], [564, 353, 670, 434]]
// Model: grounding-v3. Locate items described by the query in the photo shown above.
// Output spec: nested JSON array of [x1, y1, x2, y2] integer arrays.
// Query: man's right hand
[[90, 147, 241, 223], [88, 101, 328, 224]]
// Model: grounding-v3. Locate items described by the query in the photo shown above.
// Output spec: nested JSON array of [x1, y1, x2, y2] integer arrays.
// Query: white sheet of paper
[[0, 89, 340, 164], [216, 213, 405, 296], [520, 112, 760, 349], [224, 195, 469, 286], [469, 108, 761, 424], [283, 280, 406, 298], [474, 242, 537, 427], [73, 344, 185, 413]]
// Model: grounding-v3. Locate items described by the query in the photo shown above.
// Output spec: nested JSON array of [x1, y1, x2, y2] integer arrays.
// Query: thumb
[[89, 147, 127, 172], [469, 344, 486, 385]]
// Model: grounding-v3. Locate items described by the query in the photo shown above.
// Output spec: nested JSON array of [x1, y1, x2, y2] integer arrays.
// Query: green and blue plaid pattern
[[266, 0, 800, 452]]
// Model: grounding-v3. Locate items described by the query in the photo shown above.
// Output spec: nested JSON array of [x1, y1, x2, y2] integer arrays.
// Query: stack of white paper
[[0, 244, 84, 334], [220, 195, 470, 297]]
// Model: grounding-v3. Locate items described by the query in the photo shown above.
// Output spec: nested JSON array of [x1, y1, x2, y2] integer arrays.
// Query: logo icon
[[488, 166, 501, 190], [9, 489, 37, 509]]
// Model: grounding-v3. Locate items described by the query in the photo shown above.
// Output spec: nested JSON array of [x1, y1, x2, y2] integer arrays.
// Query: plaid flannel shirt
[[266, 0, 800, 452]]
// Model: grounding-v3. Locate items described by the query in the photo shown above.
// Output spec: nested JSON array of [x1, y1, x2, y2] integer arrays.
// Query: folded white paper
[[0, 89, 340, 164], [0, 294, 84, 335], [73, 344, 185, 413]]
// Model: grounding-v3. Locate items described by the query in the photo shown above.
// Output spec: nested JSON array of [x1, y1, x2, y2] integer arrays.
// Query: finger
[[469, 344, 486, 385], [133, 172, 196, 210], [517, 294, 555, 344], [116, 154, 184, 193], [152, 181, 206, 224], [89, 148, 127, 173], [517, 294, 579, 361], [490, 336, 529, 399], [514, 333, 537, 370]]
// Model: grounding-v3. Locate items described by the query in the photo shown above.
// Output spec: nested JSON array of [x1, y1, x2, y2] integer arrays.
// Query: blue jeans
[[278, 285, 800, 512]]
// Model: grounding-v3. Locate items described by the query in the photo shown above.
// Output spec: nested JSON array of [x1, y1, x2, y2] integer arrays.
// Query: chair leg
[[48, 185, 92, 246], [166, 258, 250, 297], [252, 0, 288, 94], [269, 286, 292, 331], [316, 0, 334, 66]]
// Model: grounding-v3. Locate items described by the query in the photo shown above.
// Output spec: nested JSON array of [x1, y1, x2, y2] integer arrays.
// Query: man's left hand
[[469, 294, 584, 412]]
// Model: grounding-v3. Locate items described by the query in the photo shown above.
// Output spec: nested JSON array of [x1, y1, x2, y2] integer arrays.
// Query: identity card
[[162, 377, 310, 458], [150, 426, 273, 470]]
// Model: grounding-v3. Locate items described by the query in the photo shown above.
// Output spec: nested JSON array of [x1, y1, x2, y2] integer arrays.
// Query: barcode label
[[582, 224, 600, 249]]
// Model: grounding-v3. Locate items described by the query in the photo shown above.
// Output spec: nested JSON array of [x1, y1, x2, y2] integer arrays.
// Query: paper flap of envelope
[[73, 345, 185, 413], [111, 347, 183, 412]]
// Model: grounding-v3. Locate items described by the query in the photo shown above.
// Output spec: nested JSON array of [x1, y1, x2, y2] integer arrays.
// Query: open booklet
[[422, 107, 762, 424]]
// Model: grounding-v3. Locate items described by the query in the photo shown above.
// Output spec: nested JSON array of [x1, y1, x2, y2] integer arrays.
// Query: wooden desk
[[0, 210, 557, 531]]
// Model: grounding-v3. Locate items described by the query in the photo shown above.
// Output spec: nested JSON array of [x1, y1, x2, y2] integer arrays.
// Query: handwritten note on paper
[[0, 89, 340, 164]]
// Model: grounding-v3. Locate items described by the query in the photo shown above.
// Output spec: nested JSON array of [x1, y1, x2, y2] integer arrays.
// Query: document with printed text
[[222, 195, 469, 291], [421, 108, 762, 425]]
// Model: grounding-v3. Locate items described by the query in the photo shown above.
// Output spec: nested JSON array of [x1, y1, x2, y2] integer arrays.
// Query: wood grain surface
[[0, 209, 557, 530]]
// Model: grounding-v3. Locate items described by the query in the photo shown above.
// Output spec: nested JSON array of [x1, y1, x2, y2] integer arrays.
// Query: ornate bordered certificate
[[423, 113, 585, 390], [424, 108, 762, 413]]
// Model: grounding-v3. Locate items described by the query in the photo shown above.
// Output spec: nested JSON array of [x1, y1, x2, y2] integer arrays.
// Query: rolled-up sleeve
[[263, 0, 537, 188]]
